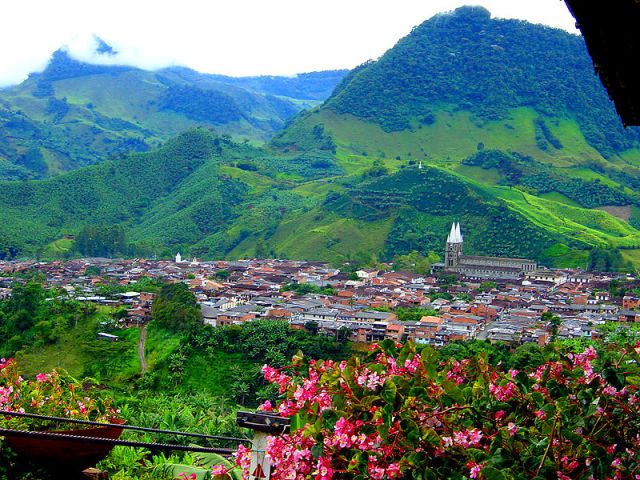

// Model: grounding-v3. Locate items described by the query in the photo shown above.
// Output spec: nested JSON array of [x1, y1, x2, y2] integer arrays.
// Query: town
[[1, 252, 637, 348]]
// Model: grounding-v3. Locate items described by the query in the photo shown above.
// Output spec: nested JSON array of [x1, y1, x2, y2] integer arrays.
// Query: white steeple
[[447, 222, 463, 244], [455, 222, 463, 243], [448, 223, 457, 243], [175, 252, 182, 263]]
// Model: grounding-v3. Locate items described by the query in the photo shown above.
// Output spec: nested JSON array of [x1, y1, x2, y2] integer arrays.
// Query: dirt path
[[138, 326, 148, 373]]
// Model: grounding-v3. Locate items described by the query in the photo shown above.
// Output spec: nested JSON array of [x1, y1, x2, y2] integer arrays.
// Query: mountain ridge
[[2, 7, 640, 270], [0, 48, 347, 179]]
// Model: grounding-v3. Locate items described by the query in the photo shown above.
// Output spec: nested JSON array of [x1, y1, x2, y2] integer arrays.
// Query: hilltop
[[273, 6, 640, 267], [0, 46, 347, 179], [2, 8, 640, 268]]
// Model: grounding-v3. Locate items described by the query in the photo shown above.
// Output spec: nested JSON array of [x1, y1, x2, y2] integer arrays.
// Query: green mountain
[[2, 7, 640, 269], [272, 6, 640, 267], [0, 47, 347, 179]]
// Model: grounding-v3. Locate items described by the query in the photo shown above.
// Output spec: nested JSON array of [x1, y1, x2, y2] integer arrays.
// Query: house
[[97, 332, 120, 342], [622, 296, 640, 310]]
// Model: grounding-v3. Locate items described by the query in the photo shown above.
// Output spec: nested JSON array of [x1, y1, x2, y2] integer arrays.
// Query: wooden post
[[236, 411, 290, 480]]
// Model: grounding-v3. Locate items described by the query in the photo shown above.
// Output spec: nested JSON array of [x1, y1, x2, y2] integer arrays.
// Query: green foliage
[[193, 320, 348, 368], [272, 115, 337, 153], [533, 117, 563, 150], [377, 307, 439, 322], [161, 85, 243, 124], [463, 150, 636, 208], [0, 51, 345, 180], [75, 224, 126, 257], [0, 282, 92, 357], [392, 250, 440, 274], [15, 148, 47, 176], [151, 283, 202, 332], [96, 276, 164, 296], [0, 234, 20, 260], [214, 269, 230, 280], [478, 281, 497, 292], [587, 247, 627, 272], [327, 167, 555, 260], [325, 6, 640, 156], [282, 282, 336, 296]]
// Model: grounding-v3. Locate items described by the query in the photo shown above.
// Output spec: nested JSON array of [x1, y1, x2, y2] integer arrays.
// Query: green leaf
[[311, 444, 323, 460], [400, 418, 421, 444], [321, 409, 339, 430], [381, 379, 398, 404], [482, 466, 507, 480]]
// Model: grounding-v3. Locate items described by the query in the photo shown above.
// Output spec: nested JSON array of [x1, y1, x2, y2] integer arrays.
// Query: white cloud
[[0, 0, 578, 87]]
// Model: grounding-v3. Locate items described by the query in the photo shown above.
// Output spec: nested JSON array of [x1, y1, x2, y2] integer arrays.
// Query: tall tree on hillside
[[151, 283, 201, 332]]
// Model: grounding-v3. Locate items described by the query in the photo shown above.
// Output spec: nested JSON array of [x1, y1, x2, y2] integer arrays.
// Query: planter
[[4, 419, 125, 472]]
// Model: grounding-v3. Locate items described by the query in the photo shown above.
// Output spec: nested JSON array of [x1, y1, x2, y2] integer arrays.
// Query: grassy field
[[300, 107, 615, 170], [16, 309, 140, 383], [181, 350, 255, 397]]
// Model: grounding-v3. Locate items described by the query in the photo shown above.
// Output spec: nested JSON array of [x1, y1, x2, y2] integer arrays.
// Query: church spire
[[456, 222, 463, 243], [448, 223, 457, 243]]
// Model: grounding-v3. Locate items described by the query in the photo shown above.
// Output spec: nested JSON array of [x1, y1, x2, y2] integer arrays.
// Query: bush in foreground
[[214, 340, 640, 479]]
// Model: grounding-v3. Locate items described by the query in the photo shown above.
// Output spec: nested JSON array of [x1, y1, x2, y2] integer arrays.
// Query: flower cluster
[[209, 340, 640, 480], [0, 358, 117, 429]]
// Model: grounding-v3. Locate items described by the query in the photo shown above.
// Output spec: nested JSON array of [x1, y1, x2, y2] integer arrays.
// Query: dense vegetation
[[0, 281, 95, 357], [327, 167, 557, 260], [0, 50, 345, 179], [462, 149, 638, 208], [231, 338, 640, 480], [151, 283, 202, 332], [325, 6, 640, 157], [1, 275, 638, 480], [2, 10, 640, 269]]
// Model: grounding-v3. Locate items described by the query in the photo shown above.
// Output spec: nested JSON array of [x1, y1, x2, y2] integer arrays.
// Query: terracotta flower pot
[[5, 419, 125, 472]]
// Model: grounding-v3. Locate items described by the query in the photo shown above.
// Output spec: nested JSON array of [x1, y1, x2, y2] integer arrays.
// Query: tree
[[215, 269, 230, 281], [75, 224, 126, 257], [304, 320, 319, 335], [478, 281, 497, 293], [151, 283, 201, 332], [393, 251, 440, 274], [542, 311, 562, 339]]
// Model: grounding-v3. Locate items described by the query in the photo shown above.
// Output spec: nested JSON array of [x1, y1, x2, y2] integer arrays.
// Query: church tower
[[445, 222, 464, 269]]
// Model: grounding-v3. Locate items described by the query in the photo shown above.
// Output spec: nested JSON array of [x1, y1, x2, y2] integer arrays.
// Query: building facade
[[444, 223, 536, 279]]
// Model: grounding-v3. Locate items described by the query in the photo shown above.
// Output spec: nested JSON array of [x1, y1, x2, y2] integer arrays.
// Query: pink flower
[[534, 409, 547, 421], [466, 461, 485, 479], [315, 456, 333, 480], [386, 463, 402, 479], [176, 473, 197, 480], [258, 400, 273, 411], [234, 444, 252, 472], [507, 422, 518, 436], [35, 373, 49, 383], [489, 381, 518, 401], [211, 464, 228, 475]]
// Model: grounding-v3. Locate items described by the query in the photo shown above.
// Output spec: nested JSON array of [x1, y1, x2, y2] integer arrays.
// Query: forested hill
[[4, 8, 640, 269], [323, 6, 639, 158], [0, 48, 347, 180], [270, 6, 640, 269]]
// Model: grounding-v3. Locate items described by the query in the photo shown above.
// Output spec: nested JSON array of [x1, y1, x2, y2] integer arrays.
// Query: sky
[[0, 0, 578, 87]]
